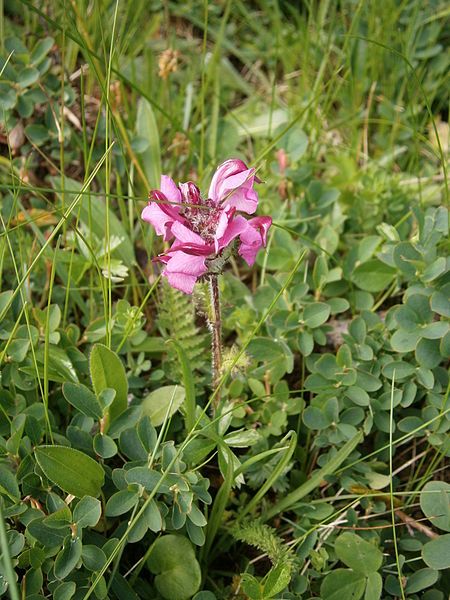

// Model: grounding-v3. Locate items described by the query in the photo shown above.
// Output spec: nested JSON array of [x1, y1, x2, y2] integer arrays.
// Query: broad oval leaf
[[35, 445, 105, 498], [147, 535, 201, 600], [142, 385, 185, 427], [421, 534, 450, 570], [352, 259, 396, 292], [420, 481, 450, 531], [320, 568, 366, 600], [335, 532, 383, 575], [90, 344, 128, 423], [62, 382, 103, 420]]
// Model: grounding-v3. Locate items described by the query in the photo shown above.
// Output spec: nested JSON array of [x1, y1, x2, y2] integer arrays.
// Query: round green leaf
[[391, 327, 419, 352], [25, 123, 50, 145], [364, 572, 382, 600], [352, 260, 396, 292], [335, 532, 383, 575], [105, 489, 139, 517], [421, 321, 449, 340], [420, 481, 450, 531], [35, 445, 105, 498], [54, 538, 82, 580], [422, 534, 450, 570], [415, 338, 441, 369], [73, 496, 101, 528], [17, 67, 40, 88], [142, 385, 185, 427], [147, 535, 201, 600], [303, 302, 330, 328], [53, 581, 76, 600], [345, 386, 370, 407], [440, 331, 450, 358], [431, 290, 450, 317], [382, 361, 415, 380], [405, 568, 438, 593], [31, 37, 54, 65], [93, 433, 117, 458], [81, 545, 107, 572], [320, 569, 366, 600]]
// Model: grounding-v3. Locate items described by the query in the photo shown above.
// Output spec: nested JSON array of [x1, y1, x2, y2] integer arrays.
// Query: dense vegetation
[[0, 1, 449, 599]]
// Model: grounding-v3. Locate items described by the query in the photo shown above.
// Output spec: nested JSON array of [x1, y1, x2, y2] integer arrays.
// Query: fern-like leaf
[[157, 279, 208, 382], [231, 520, 296, 570]]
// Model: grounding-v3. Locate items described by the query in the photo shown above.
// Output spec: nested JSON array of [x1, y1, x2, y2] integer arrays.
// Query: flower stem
[[209, 274, 222, 405]]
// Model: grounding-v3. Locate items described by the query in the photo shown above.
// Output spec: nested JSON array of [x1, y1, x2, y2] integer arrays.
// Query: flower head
[[141, 159, 272, 294]]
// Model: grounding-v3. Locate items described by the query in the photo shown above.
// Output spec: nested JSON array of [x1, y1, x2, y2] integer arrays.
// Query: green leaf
[[335, 533, 383, 575], [27, 518, 69, 547], [53, 581, 76, 600], [421, 321, 449, 340], [105, 489, 140, 517], [43, 506, 72, 529], [276, 123, 308, 161], [90, 344, 128, 423], [352, 260, 396, 292], [382, 360, 415, 380], [420, 481, 450, 531], [54, 538, 82, 580], [25, 124, 50, 145], [405, 568, 438, 593], [73, 496, 101, 528], [415, 338, 441, 369], [0, 465, 20, 500], [62, 382, 103, 419], [422, 256, 446, 282], [303, 406, 331, 430], [320, 569, 366, 600], [167, 340, 196, 432], [390, 329, 421, 352], [364, 572, 382, 600], [93, 433, 117, 458], [82, 544, 107, 571], [147, 535, 201, 600], [241, 574, 262, 600], [136, 98, 161, 189], [17, 67, 40, 88], [35, 445, 105, 498], [393, 242, 422, 277], [142, 385, 185, 427], [441, 331, 450, 358], [263, 563, 291, 597], [303, 302, 331, 328], [422, 534, 450, 570], [31, 37, 54, 64], [345, 386, 370, 407], [431, 290, 450, 317]]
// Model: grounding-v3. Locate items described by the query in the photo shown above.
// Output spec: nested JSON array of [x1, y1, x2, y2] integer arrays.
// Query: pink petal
[[238, 216, 272, 266], [246, 216, 272, 246], [171, 221, 206, 246], [208, 159, 259, 214], [141, 202, 177, 241], [215, 214, 249, 252], [163, 251, 208, 294], [160, 175, 182, 203], [239, 242, 260, 266]]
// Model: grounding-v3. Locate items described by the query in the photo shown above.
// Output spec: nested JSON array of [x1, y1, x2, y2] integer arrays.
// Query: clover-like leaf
[[147, 535, 201, 600]]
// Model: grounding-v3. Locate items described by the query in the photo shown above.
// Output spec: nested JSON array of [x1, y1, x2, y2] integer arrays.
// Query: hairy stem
[[209, 274, 222, 406]]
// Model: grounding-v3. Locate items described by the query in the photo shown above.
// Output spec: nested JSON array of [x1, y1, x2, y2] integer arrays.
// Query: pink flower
[[141, 159, 272, 294]]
